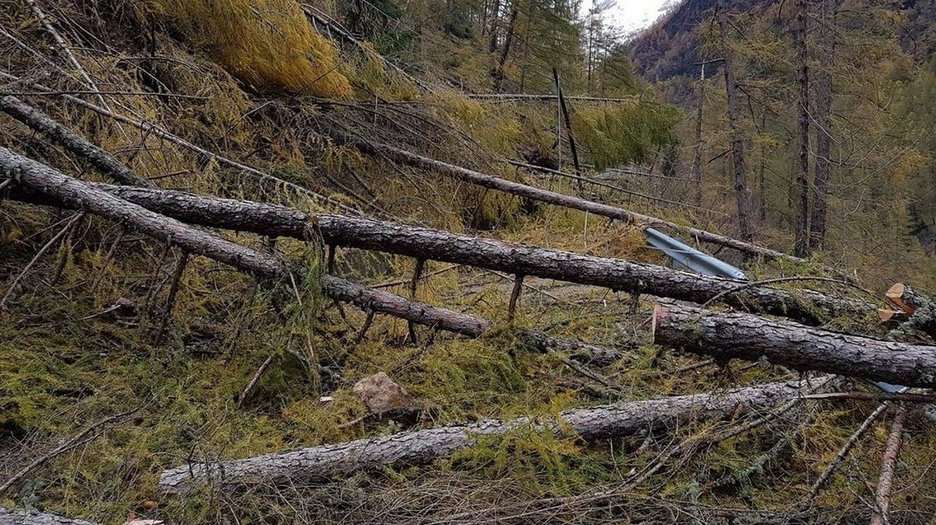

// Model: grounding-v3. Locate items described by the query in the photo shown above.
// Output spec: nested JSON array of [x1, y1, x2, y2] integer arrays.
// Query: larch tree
[[717, 6, 754, 243], [793, 0, 811, 257], [808, 0, 836, 251]]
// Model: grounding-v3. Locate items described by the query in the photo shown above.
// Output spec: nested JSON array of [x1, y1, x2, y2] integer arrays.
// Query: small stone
[[352, 372, 413, 414]]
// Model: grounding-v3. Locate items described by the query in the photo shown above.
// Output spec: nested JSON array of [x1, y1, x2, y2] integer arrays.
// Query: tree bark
[[717, 9, 754, 243], [0, 148, 617, 364], [869, 407, 907, 525], [652, 302, 936, 388], [0, 147, 283, 279], [324, 129, 820, 266], [158, 378, 818, 495], [9, 182, 876, 325], [0, 95, 152, 187], [492, 8, 518, 92], [808, 0, 835, 251], [690, 63, 706, 208], [0, 509, 96, 525], [793, 0, 812, 257]]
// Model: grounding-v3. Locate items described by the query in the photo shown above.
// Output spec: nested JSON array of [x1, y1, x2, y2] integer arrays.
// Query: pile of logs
[[2, 94, 934, 524]]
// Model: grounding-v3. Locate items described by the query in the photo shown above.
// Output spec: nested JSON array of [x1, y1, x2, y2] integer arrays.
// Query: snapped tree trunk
[[158, 378, 819, 495], [717, 10, 754, 243], [10, 181, 877, 325], [0, 148, 617, 364], [324, 128, 819, 265], [0, 509, 96, 525], [793, 0, 812, 257], [652, 302, 936, 388], [869, 408, 907, 525], [808, 0, 835, 251]]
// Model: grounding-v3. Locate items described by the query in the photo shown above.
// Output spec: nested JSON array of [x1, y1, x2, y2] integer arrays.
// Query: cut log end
[[652, 303, 667, 339], [886, 282, 914, 314], [878, 308, 908, 324]]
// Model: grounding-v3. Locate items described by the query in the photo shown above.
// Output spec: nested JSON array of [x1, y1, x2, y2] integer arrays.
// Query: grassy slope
[[0, 1, 934, 523]]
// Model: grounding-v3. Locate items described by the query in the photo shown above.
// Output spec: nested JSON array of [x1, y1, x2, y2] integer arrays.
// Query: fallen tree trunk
[[8, 183, 875, 325], [870, 407, 907, 525], [0, 509, 96, 525], [0, 147, 283, 278], [158, 378, 820, 495], [0, 147, 617, 364], [0, 95, 152, 187], [885, 283, 936, 341], [885, 283, 930, 314], [652, 302, 936, 388], [323, 276, 620, 365], [325, 129, 810, 264]]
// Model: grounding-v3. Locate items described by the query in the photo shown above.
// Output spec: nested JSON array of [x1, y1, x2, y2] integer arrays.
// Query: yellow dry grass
[[144, 0, 353, 98]]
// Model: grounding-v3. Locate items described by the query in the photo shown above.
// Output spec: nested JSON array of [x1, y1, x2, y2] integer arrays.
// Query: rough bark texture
[[809, 0, 835, 251], [324, 128, 809, 264], [22, 182, 876, 325], [159, 378, 815, 495], [1, 152, 616, 363], [321, 275, 620, 365], [869, 407, 907, 525], [0, 509, 96, 525], [793, 0, 811, 257], [0, 147, 284, 279], [653, 302, 936, 388], [717, 9, 753, 243], [0, 95, 152, 187]]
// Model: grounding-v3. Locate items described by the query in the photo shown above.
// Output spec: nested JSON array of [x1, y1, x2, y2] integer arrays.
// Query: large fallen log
[[0, 509, 95, 525], [158, 378, 820, 495], [0, 147, 617, 364], [0, 147, 283, 278], [8, 182, 875, 325], [325, 129, 810, 264], [0, 95, 152, 187], [885, 283, 936, 341], [323, 277, 620, 365], [652, 302, 936, 388]]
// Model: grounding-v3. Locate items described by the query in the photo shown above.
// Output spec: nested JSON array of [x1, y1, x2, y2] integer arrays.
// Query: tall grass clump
[[572, 102, 681, 170], [144, 0, 353, 98]]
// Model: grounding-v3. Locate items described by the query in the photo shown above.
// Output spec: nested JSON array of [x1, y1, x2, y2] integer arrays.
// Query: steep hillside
[[1, 1, 935, 524], [627, 0, 770, 81], [629, 0, 936, 82]]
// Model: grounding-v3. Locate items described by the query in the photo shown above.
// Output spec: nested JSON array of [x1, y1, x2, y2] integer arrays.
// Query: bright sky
[[583, 0, 673, 35]]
